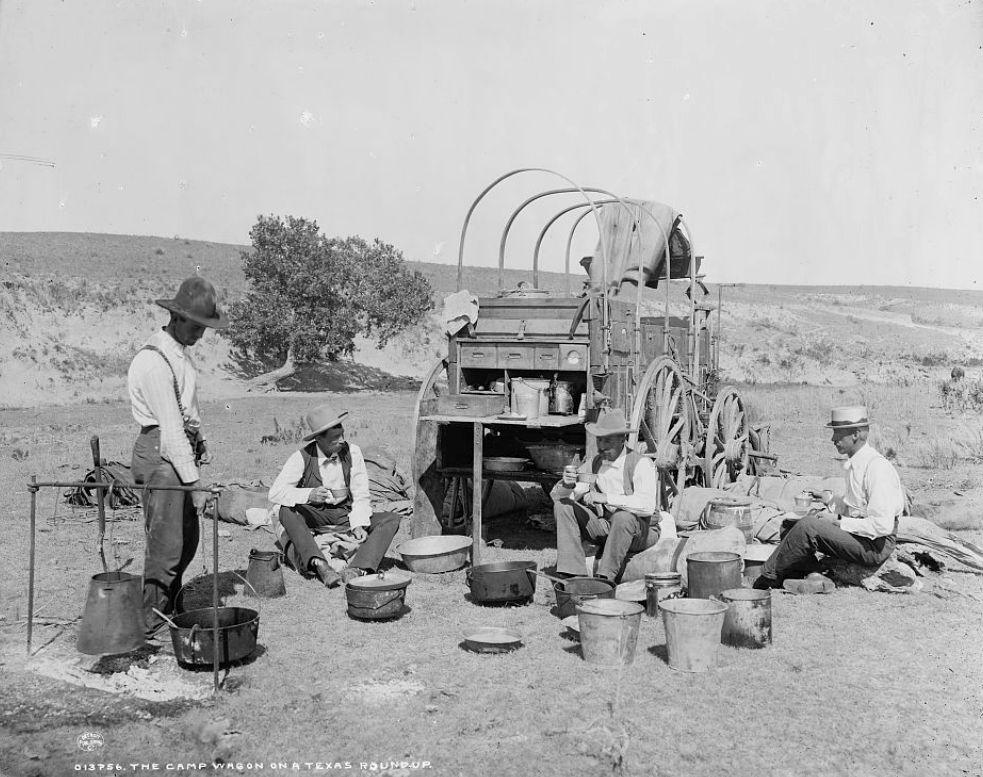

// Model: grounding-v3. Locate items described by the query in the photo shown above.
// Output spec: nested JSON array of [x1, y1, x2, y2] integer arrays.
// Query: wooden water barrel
[[704, 497, 753, 543]]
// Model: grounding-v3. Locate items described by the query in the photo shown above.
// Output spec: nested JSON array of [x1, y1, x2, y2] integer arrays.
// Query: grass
[[0, 385, 981, 776]]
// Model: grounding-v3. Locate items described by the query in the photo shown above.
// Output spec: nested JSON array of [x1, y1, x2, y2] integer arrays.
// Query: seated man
[[551, 407, 660, 581], [269, 405, 401, 587], [754, 405, 904, 591]]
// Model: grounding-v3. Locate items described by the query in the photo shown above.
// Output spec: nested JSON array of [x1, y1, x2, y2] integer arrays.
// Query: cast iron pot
[[467, 560, 537, 604], [168, 606, 259, 668]]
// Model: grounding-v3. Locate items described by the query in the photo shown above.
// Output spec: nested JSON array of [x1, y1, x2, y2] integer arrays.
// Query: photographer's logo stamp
[[76, 732, 105, 752]]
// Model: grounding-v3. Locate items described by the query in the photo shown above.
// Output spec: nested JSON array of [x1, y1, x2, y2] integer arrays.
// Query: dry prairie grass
[[1, 385, 981, 776]]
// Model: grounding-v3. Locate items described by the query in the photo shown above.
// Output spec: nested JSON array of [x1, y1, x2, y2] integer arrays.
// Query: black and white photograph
[[1, 1, 980, 775]]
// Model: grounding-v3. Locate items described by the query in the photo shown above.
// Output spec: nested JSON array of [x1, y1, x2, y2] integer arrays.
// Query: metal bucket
[[510, 378, 549, 420], [577, 599, 644, 666], [467, 560, 537, 604], [686, 551, 743, 600], [77, 571, 146, 655], [717, 588, 772, 648], [644, 571, 683, 617], [553, 576, 615, 619], [345, 573, 411, 620], [244, 549, 286, 598], [659, 597, 728, 672], [705, 497, 754, 543], [168, 607, 259, 667]]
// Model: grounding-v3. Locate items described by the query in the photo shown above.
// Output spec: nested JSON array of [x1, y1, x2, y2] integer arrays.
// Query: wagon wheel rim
[[703, 387, 750, 489], [411, 357, 449, 474], [630, 357, 692, 510]]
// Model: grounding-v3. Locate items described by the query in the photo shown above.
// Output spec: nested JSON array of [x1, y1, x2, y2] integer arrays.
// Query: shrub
[[223, 215, 435, 374]]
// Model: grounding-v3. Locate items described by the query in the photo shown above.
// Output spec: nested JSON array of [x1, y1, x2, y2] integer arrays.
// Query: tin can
[[644, 572, 683, 617]]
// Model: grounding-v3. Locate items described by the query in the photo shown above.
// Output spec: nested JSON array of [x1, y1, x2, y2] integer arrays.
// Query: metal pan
[[462, 626, 523, 654]]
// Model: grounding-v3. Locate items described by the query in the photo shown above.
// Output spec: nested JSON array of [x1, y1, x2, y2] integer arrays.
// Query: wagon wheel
[[629, 357, 693, 510], [703, 387, 750, 489], [412, 358, 449, 536]]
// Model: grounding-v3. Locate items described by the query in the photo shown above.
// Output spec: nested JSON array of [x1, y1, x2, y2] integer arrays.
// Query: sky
[[0, 0, 980, 289]]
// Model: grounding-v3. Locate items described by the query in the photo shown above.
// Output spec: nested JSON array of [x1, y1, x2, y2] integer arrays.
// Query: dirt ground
[[1, 387, 981, 777]]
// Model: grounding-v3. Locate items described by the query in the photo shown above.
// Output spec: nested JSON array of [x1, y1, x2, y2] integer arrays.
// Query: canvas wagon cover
[[590, 199, 692, 290]]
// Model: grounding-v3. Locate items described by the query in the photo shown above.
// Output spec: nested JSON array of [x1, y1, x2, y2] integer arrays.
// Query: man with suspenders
[[551, 407, 660, 581], [127, 276, 227, 639]]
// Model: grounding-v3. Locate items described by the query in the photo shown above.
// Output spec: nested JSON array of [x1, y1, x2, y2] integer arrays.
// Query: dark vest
[[298, 441, 352, 493], [591, 450, 644, 496]]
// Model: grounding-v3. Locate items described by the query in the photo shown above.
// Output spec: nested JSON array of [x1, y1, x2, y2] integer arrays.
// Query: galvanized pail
[[717, 588, 772, 649], [577, 599, 644, 666], [686, 551, 743, 600], [659, 597, 728, 672]]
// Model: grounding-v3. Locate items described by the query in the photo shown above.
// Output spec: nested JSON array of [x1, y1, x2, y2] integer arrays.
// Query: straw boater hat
[[585, 407, 635, 437], [303, 406, 349, 441], [155, 277, 228, 329], [825, 405, 870, 429]]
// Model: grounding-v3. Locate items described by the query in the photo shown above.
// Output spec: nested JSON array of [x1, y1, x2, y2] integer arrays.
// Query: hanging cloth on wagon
[[589, 199, 693, 295]]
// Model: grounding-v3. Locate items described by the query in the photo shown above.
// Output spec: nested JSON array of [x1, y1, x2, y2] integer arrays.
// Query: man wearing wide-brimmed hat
[[128, 276, 228, 638], [551, 407, 660, 581], [268, 405, 401, 587], [753, 405, 906, 592]]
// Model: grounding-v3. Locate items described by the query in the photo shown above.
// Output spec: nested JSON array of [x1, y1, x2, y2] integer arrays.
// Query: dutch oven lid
[[347, 572, 411, 591]]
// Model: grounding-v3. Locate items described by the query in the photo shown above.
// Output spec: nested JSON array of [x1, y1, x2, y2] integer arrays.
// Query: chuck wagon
[[412, 168, 772, 560]]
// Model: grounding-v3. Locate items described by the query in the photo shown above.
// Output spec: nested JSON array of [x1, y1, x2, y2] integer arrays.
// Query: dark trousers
[[554, 498, 658, 581], [132, 427, 199, 637], [278, 503, 400, 574], [761, 513, 896, 580]]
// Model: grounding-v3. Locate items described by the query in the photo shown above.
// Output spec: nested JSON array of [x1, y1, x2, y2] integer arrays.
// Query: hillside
[[2, 231, 982, 408]]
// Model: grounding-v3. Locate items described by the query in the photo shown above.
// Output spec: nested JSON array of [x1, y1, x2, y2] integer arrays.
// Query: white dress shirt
[[551, 449, 658, 517], [268, 442, 373, 528], [829, 443, 904, 539], [127, 329, 201, 484]]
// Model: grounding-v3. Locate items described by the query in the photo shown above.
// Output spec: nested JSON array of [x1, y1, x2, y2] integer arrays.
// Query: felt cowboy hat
[[302, 406, 349, 441], [825, 405, 870, 429], [585, 407, 635, 437], [155, 277, 229, 329]]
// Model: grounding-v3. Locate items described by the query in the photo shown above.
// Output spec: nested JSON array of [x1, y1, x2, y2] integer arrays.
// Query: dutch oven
[[168, 606, 259, 668], [345, 572, 411, 620], [467, 560, 537, 604]]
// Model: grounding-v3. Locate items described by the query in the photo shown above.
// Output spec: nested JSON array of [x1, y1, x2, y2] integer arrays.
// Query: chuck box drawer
[[499, 344, 535, 370], [460, 344, 499, 368]]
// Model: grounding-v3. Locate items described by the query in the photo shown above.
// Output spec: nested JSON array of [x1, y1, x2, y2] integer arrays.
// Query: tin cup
[[331, 486, 350, 501]]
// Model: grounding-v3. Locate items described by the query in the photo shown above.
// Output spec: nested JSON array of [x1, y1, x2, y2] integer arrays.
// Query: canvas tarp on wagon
[[590, 199, 693, 292]]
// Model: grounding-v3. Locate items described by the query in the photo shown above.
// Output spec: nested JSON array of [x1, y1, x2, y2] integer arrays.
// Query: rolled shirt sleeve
[[129, 351, 199, 484], [829, 453, 905, 539], [268, 450, 313, 508], [347, 445, 373, 528], [605, 456, 658, 516]]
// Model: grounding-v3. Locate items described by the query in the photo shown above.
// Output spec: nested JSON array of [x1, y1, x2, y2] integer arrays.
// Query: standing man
[[552, 407, 660, 581], [269, 405, 401, 588], [128, 276, 227, 639], [753, 405, 905, 591]]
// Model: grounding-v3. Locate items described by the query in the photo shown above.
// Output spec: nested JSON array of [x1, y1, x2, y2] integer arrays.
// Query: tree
[[224, 214, 434, 390]]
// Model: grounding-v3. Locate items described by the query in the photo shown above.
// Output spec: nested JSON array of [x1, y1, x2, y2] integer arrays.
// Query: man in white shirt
[[754, 405, 905, 591], [551, 408, 660, 581], [269, 405, 401, 587], [128, 276, 226, 638]]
